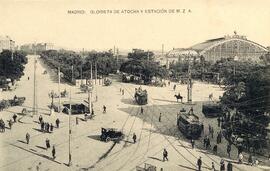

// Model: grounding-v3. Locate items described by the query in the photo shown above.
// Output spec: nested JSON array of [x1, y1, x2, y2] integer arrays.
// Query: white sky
[[0, 0, 270, 51]]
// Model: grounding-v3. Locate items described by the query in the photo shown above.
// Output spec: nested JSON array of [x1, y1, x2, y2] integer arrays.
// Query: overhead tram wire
[[121, 83, 245, 171], [117, 83, 199, 169]]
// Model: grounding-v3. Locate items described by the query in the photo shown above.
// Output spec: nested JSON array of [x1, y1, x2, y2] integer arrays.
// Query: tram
[[177, 111, 203, 139]]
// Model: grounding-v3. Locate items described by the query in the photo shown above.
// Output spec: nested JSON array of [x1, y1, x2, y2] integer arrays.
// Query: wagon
[[100, 128, 124, 142]]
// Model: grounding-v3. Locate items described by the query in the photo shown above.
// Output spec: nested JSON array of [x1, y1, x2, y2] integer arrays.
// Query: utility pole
[[58, 67, 61, 113], [95, 62, 97, 85], [33, 57, 38, 116], [90, 63, 93, 83], [71, 65, 74, 85], [187, 54, 192, 103], [68, 87, 72, 166]]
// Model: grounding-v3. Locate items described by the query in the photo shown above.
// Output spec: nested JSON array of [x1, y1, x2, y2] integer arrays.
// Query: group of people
[[38, 115, 59, 133], [0, 114, 19, 132], [197, 157, 233, 171]]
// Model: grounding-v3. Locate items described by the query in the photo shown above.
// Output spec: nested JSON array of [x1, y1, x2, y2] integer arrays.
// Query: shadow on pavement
[[87, 135, 101, 141], [148, 156, 163, 162], [36, 145, 47, 150], [178, 164, 196, 171]]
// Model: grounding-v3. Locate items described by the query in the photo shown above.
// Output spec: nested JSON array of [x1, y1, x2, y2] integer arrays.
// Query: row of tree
[[40, 50, 122, 83], [0, 50, 28, 83], [119, 49, 168, 82]]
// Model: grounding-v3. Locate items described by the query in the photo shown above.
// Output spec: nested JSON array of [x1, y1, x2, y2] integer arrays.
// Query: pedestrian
[[254, 158, 259, 166], [52, 146, 56, 159], [55, 119, 59, 128], [227, 144, 231, 158], [140, 107, 144, 114], [41, 121, 44, 131], [13, 113, 17, 122], [248, 154, 253, 165], [238, 153, 243, 164], [213, 144, 217, 154], [26, 132, 30, 144], [103, 105, 106, 113], [46, 123, 50, 132], [122, 89, 124, 95], [188, 107, 194, 115], [120, 88, 122, 93], [168, 81, 170, 86], [84, 113, 88, 121], [227, 161, 233, 171], [76, 117, 79, 125], [197, 156, 202, 171], [163, 148, 168, 161], [159, 113, 161, 122], [46, 138, 50, 149], [39, 115, 43, 124], [203, 136, 207, 148], [132, 133, 137, 144], [173, 84, 176, 91], [28, 76, 30, 80], [211, 162, 215, 171], [91, 109, 95, 116], [208, 124, 211, 134], [8, 119, 12, 129], [210, 127, 214, 138], [50, 123, 53, 132], [191, 139, 195, 149], [220, 159, 225, 171], [217, 117, 221, 127]]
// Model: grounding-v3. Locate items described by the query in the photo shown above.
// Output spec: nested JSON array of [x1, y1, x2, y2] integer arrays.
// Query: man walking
[[163, 148, 168, 161], [103, 105, 106, 113], [26, 133, 30, 144], [13, 114, 17, 122], [227, 144, 231, 158], [159, 113, 162, 122], [132, 133, 137, 144], [55, 118, 60, 128], [140, 107, 144, 115], [46, 138, 50, 149], [197, 156, 202, 171], [52, 146, 56, 159]]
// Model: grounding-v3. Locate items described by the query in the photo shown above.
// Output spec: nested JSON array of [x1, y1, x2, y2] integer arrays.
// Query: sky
[[0, 0, 270, 52]]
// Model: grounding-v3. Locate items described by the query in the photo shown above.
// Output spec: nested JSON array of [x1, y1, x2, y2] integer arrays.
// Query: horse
[[209, 93, 213, 101], [174, 94, 183, 103]]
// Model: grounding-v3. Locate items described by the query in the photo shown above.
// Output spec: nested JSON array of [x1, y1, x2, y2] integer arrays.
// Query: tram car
[[202, 102, 222, 117], [134, 87, 148, 105], [177, 111, 203, 139]]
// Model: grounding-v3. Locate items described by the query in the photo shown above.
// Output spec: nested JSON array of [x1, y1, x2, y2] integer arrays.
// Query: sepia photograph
[[0, 0, 269, 170]]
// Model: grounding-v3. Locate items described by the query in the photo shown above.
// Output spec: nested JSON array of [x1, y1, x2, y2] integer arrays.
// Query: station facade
[[166, 33, 269, 63]]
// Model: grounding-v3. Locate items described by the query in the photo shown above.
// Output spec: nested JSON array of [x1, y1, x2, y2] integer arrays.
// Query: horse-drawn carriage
[[104, 78, 112, 86], [177, 111, 203, 139], [202, 102, 222, 117], [100, 128, 125, 142], [9, 96, 26, 106], [134, 87, 148, 105]]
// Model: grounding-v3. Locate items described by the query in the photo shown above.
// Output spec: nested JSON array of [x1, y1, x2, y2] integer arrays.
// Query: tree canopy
[[0, 50, 28, 82]]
